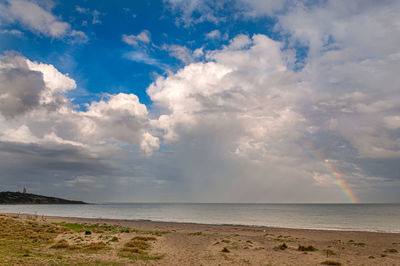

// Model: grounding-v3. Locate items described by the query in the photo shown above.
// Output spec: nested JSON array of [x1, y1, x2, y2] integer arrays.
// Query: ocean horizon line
[[91, 202, 399, 205]]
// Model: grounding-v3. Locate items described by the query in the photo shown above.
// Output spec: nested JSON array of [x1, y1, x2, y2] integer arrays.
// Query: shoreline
[[1, 213, 400, 265], [2, 212, 399, 234]]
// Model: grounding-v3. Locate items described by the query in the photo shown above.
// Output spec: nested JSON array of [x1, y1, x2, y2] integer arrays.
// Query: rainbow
[[300, 143, 359, 203]]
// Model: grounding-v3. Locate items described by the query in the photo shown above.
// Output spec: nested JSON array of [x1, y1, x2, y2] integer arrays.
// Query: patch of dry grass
[[118, 235, 164, 262], [125, 240, 150, 250], [221, 247, 230, 253], [347, 240, 366, 247], [323, 249, 336, 257], [274, 243, 288, 251], [132, 235, 157, 241], [51, 239, 70, 249], [321, 260, 341, 265], [298, 245, 318, 251], [110, 236, 119, 242], [52, 222, 131, 234], [84, 241, 107, 251], [121, 247, 147, 254], [0, 216, 70, 264], [0, 216, 128, 264], [383, 248, 398, 253], [189, 231, 204, 236]]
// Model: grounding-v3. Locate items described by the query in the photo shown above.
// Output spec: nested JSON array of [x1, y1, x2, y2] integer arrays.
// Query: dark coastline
[[0, 191, 87, 204]]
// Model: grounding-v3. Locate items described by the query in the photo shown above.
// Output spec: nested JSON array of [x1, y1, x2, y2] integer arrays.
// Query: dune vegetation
[[0, 214, 166, 265]]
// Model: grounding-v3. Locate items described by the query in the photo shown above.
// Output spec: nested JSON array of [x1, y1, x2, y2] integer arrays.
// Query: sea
[[0, 203, 399, 233]]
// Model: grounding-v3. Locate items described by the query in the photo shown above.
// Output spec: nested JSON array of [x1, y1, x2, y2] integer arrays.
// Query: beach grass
[[298, 245, 318, 251], [189, 231, 205, 236], [274, 243, 288, 250], [0, 215, 164, 264], [0, 214, 399, 265], [321, 260, 342, 265], [118, 235, 164, 262], [52, 222, 130, 234]]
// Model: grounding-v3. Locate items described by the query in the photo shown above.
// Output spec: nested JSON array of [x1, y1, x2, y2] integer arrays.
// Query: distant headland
[[0, 191, 87, 204]]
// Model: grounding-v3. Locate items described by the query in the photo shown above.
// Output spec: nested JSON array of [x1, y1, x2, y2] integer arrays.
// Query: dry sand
[[43, 215, 400, 265]]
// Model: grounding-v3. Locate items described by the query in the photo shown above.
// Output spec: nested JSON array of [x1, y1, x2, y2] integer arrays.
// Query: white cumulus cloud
[[122, 30, 151, 47], [0, 0, 88, 42]]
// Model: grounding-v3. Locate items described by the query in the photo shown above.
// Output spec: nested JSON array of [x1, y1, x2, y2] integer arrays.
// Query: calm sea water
[[0, 203, 399, 233]]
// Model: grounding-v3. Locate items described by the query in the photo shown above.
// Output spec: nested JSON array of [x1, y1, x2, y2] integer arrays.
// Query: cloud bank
[[0, 0, 399, 202]]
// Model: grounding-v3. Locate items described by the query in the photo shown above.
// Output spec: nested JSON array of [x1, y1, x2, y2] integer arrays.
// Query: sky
[[0, 0, 399, 203]]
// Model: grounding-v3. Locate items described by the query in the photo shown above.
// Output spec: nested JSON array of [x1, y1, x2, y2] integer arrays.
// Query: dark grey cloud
[[355, 158, 400, 182], [0, 141, 112, 180], [0, 53, 76, 117], [0, 61, 44, 117]]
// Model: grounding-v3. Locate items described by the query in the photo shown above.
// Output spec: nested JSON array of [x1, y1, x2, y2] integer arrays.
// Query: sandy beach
[[0, 213, 399, 265]]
